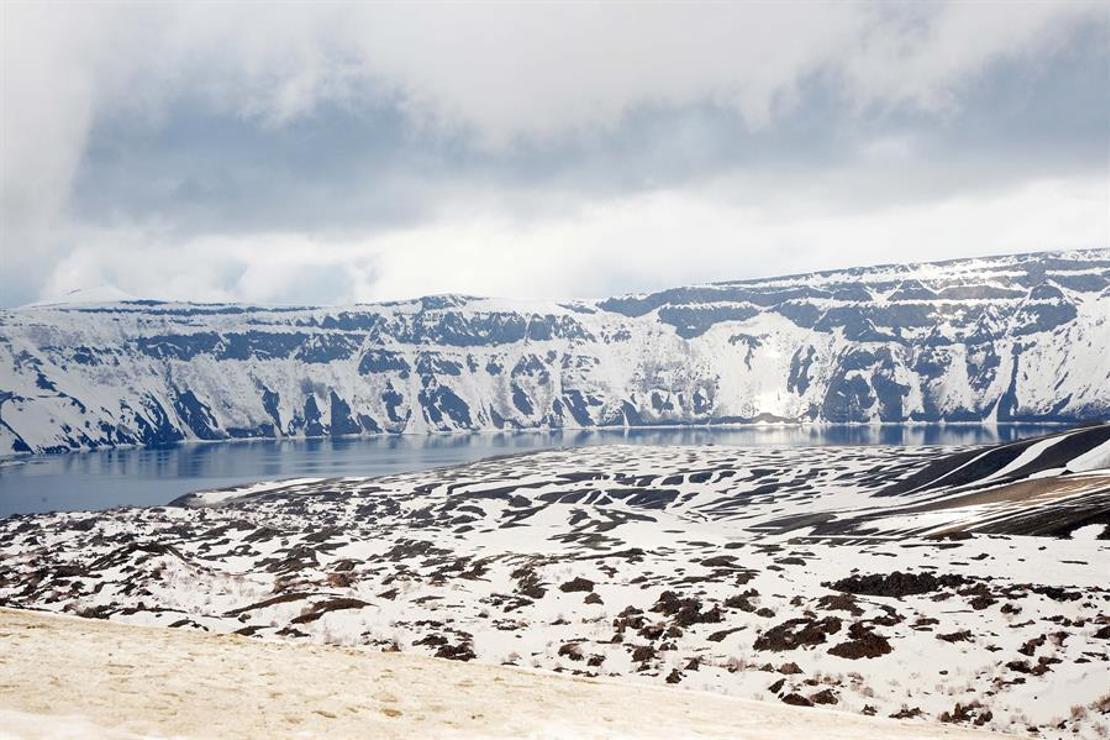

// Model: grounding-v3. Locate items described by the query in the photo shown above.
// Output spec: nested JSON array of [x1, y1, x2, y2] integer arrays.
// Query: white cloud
[[362, 175, 1110, 301], [840, 2, 1098, 113], [13, 2, 1089, 141], [37, 175, 1106, 306], [1, 1, 1106, 306]]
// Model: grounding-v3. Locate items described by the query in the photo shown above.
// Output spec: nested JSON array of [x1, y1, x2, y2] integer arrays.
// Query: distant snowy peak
[[1, 249, 1107, 454]]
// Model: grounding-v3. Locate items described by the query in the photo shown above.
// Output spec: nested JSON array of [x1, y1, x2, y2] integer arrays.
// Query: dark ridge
[[907, 444, 1029, 492], [1002, 424, 1110, 481], [875, 447, 988, 497], [876, 424, 1109, 497]]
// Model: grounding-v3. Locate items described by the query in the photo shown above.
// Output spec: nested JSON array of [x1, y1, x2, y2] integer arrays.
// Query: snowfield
[[0, 608, 1004, 739], [1, 425, 1107, 737], [2, 249, 1108, 455]]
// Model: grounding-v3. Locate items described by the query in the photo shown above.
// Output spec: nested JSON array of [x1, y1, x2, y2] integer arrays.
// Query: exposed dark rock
[[827, 622, 892, 659], [936, 630, 973, 643], [754, 617, 842, 652], [816, 593, 864, 616], [513, 567, 547, 599], [435, 643, 477, 662], [558, 642, 585, 661], [558, 577, 595, 593], [1018, 635, 1046, 656], [826, 571, 967, 597], [289, 597, 369, 624], [890, 707, 923, 720], [651, 591, 723, 627], [940, 701, 993, 726], [724, 591, 758, 612]]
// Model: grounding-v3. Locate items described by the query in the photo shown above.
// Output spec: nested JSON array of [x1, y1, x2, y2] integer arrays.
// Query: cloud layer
[[1, 2, 1107, 306]]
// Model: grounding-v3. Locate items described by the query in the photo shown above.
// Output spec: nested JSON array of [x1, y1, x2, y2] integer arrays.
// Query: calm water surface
[[0, 424, 1062, 516]]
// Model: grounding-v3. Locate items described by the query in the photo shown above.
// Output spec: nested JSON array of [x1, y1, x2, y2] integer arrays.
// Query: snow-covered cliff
[[2, 249, 1107, 454]]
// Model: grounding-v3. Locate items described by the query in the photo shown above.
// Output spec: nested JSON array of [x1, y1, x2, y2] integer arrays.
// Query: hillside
[[1, 249, 1108, 455], [3, 426, 1108, 736], [0, 608, 1004, 739]]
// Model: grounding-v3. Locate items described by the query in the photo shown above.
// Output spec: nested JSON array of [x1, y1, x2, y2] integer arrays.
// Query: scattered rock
[[434, 643, 476, 662], [724, 591, 758, 612], [559, 577, 595, 593], [815, 593, 864, 616], [940, 701, 993, 726], [936, 630, 973, 643], [290, 598, 369, 624], [826, 571, 967, 598], [827, 623, 892, 659], [754, 617, 842, 652], [1018, 635, 1046, 656], [889, 707, 923, 720], [558, 642, 585, 661], [707, 627, 745, 643], [701, 555, 738, 568], [652, 591, 723, 627], [781, 693, 813, 707]]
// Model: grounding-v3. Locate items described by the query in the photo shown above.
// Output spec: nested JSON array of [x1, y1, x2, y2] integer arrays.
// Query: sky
[[1, 2, 1107, 307]]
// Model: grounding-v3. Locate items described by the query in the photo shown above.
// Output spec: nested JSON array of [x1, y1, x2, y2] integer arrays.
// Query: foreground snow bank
[[0, 608, 1001, 739]]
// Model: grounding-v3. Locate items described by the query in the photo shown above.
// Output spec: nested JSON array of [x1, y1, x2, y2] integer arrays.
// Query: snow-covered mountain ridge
[[2, 249, 1108, 454]]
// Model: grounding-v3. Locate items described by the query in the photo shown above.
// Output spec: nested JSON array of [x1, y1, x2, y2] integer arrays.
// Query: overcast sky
[[1, 2, 1107, 307]]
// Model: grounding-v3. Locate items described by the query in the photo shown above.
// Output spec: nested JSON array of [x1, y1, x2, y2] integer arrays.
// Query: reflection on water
[[0, 424, 1064, 516]]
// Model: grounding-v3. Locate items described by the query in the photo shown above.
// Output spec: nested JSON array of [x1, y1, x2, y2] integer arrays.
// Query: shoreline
[[0, 419, 1077, 464]]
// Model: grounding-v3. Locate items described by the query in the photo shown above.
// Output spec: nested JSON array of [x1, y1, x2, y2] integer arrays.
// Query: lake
[[0, 424, 1064, 516]]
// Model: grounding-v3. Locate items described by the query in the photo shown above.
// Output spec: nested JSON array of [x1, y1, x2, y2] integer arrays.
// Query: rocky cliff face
[[1, 249, 1107, 454]]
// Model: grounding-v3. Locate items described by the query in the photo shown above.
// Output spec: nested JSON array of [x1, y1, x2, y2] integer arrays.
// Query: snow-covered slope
[[2, 249, 1108, 455], [0, 608, 1001, 739], [3, 426, 1107, 736]]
